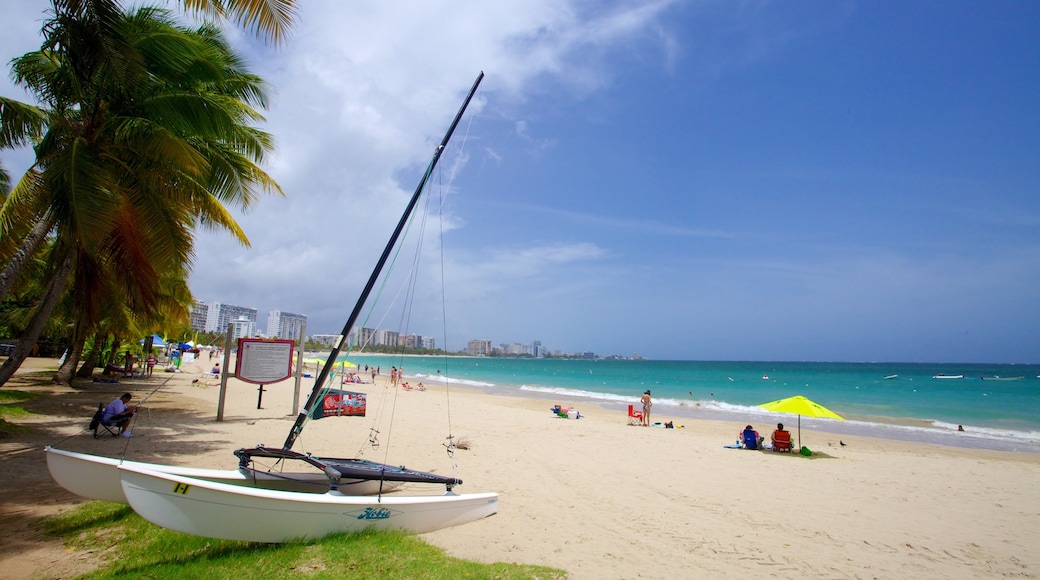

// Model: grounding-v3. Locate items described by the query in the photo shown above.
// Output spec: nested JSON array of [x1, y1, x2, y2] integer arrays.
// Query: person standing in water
[[640, 390, 652, 426]]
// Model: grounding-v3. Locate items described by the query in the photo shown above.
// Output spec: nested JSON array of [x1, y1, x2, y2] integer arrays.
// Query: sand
[[1, 356, 1038, 579]]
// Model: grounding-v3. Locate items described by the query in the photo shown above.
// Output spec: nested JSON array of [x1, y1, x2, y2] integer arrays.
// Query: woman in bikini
[[640, 390, 652, 426]]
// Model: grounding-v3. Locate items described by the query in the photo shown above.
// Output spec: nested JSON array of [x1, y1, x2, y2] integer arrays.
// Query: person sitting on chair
[[102, 393, 137, 436], [740, 425, 764, 449], [771, 422, 793, 451]]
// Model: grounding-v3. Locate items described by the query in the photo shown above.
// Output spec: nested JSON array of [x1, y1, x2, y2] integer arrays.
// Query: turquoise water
[[340, 356, 1040, 451]]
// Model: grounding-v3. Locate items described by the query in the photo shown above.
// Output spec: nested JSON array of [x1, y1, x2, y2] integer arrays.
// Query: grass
[[0, 389, 41, 434], [44, 502, 566, 579]]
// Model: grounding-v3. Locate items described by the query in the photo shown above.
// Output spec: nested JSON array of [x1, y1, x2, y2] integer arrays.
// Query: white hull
[[120, 464, 499, 542], [45, 447, 395, 504]]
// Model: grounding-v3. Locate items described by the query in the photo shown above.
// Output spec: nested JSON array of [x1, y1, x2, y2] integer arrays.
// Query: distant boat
[[884, 374, 898, 380], [980, 376, 1024, 381], [933, 374, 964, 379], [762, 375, 770, 380]]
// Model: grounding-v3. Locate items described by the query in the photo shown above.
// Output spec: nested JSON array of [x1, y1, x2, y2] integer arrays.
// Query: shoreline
[[3, 356, 1040, 579], [337, 354, 1040, 447], [386, 371, 1040, 453]]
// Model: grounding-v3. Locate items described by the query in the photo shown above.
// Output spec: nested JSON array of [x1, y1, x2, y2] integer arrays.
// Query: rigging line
[[430, 174, 461, 480], [432, 103, 474, 458], [116, 381, 166, 459]]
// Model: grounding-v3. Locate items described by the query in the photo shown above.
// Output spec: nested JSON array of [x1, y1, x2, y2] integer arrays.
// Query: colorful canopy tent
[[758, 395, 844, 451], [139, 334, 166, 347]]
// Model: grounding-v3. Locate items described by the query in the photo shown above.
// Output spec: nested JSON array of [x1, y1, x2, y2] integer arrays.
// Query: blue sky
[[2, 1, 1038, 363]]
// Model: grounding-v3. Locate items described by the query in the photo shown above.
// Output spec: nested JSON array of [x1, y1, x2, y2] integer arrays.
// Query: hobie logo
[[357, 507, 391, 520], [172, 483, 190, 495]]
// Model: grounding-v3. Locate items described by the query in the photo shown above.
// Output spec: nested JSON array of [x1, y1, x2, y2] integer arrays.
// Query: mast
[[283, 72, 484, 450]]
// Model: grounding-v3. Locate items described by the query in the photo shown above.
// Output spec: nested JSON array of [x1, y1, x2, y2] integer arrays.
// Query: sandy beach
[[2, 356, 1038, 579]]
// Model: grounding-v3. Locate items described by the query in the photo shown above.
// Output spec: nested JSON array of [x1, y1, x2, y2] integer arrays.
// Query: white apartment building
[[467, 339, 492, 356], [230, 316, 257, 341], [267, 310, 307, 341], [205, 302, 258, 333], [379, 329, 400, 347]]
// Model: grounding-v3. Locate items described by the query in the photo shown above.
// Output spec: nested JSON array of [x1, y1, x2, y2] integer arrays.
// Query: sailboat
[[47, 73, 498, 542]]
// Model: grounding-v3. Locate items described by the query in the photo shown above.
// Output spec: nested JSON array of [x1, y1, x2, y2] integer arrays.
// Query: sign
[[235, 338, 294, 384], [309, 389, 366, 419]]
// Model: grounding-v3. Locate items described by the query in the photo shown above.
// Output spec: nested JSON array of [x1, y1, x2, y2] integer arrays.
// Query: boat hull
[[45, 447, 395, 504], [119, 464, 499, 542]]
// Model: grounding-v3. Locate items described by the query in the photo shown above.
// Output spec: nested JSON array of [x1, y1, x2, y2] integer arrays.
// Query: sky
[[2, 1, 1038, 363]]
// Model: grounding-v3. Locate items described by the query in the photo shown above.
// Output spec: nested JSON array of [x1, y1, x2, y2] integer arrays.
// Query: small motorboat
[[932, 374, 964, 379], [884, 374, 898, 380]]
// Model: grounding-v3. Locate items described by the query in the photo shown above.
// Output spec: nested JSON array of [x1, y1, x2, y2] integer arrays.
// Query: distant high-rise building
[[379, 330, 400, 347], [230, 316, 257, 341], [310, 334, 342, 348], [467, 339, 492, 356], [354, 327, 377, 349], [189, 301, 209, 332], [267, 310, 306, 341], [205, 302, 258, 333]]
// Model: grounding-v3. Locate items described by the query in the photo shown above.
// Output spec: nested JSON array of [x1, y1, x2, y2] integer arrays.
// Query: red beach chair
[[771, 429, 793, 452], [627, 404, 643, 426]]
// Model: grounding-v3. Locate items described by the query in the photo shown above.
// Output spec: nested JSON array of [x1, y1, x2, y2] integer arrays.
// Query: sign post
[[216, 323, 233, 421], [292, 323, 306, 415], [234, 337, 295, 412]]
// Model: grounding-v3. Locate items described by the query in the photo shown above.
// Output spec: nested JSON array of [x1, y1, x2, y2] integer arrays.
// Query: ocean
[[339, 356, 1040, 452]]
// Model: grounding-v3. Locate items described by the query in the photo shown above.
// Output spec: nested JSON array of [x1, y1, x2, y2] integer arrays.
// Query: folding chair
[[627, 404, 644, 425], [89, 402, 119, 438], [771, 429, 793, 452]]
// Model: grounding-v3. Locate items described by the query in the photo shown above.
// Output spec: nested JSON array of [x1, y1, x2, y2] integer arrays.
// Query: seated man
[[741, 425, 764, 449], [771, 422, 793, 451], [102, 392, 137, 436]]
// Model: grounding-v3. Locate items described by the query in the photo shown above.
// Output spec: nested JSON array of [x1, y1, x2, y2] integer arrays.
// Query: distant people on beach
[[390, 366, 398, 387], [640, 390, 652, 426], [741, 425, 764, 449], [771, 423, 792, 451], [145, 353, 156, 377], [210, 363, 220, 375], [123, 350, 134, 374]]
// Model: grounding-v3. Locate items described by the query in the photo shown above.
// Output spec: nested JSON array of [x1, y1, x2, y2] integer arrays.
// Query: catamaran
[[48, 73, 498, 542]]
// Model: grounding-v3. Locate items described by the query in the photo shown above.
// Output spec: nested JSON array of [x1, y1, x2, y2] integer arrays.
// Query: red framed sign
[[235, 338, 294, 384]]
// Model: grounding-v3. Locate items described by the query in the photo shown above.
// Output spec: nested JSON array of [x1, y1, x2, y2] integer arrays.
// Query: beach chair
[[89, 403, 119, 438], [771, 430, 793, 452], [741, 428, 762, 450], [627, 404, 643, 425]]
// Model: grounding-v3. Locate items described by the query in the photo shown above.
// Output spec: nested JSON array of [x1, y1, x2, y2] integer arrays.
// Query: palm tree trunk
[[0, 251, 74, 388], [0, 211, 53, 303], [76, 331, 107, 378], [53, 321, 88, 384], [108, 337, 122, 369]]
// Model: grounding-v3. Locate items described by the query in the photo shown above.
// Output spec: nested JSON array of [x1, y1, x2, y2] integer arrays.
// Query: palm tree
[[0, 5, 283, 386], [1, 0, 296, 298], [183, 0, 298, 45]]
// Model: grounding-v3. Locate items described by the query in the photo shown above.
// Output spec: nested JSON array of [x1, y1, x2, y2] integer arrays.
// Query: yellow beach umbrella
[[303, 358, 355, 369], [758, 395, 844, 451]]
